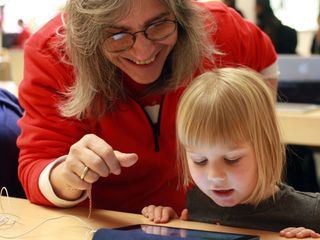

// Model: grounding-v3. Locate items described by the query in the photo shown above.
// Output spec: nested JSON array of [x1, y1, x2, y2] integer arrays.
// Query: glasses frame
[[104, 19, 178, 53]]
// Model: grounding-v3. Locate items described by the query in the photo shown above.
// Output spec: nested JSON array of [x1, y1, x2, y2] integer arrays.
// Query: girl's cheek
[[189, 166, 206, 183]]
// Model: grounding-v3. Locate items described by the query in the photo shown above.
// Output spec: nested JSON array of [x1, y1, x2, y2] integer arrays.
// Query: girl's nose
[[207, 161, 226, 182]]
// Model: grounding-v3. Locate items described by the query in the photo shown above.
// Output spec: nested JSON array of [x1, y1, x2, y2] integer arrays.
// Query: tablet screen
[[92, 224, 260, 240]]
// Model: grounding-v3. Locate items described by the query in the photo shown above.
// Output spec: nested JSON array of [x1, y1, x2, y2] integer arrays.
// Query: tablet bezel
[[114, 224, 260, 240]]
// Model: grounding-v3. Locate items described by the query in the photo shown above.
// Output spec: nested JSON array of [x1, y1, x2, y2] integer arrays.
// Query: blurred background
[[0, 0, 65, 91]]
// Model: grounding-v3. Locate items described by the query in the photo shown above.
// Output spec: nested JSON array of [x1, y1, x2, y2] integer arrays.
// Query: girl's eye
[[193, 159, 208, 166], [224, 157, 240, 164]]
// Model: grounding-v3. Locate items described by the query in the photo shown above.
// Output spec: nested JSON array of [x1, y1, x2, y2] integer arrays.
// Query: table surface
[[277, 105, 320, 147], [0, 197, 314, 240]]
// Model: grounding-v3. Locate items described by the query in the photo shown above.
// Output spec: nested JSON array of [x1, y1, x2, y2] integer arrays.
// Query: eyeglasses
[[104, 19, 177, 53]]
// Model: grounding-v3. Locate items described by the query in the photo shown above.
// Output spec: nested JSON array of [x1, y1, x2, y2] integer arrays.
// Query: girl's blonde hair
[[177, 67, 285, 205], [59, 0, 216, 119]]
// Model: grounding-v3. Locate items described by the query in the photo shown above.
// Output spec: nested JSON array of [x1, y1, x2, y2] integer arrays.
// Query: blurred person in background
[[16, 19, 30, 48], [311, 14, 320, 54], [2, 19, 30, 48], [255, 0, 297, 54]]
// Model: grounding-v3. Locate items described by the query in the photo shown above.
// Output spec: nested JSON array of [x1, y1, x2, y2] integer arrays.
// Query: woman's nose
[[129, 33, 155, 60]]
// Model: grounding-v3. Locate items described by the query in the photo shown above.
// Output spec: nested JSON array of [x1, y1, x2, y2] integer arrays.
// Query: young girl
[[142, 68, 320, 238]]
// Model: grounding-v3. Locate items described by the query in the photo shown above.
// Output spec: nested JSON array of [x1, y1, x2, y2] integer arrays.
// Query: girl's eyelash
[[224, 157, 240, 164], [193, 159, 208, 165]]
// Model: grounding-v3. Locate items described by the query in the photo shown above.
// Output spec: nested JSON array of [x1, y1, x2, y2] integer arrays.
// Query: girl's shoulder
[[280, 183, 320, 200], [278, 183, 320, 216]]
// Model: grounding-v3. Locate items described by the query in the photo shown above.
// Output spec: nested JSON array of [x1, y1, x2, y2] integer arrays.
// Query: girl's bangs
[[178, 92, 250, 148]]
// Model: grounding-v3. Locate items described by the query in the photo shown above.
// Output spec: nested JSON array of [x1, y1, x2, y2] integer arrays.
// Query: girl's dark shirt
[[187, 183, 320, 232]]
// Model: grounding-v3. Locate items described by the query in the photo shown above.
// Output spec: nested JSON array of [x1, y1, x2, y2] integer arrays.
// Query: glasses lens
[[146, 20, 177, 41], [105, 32, 134, 52]]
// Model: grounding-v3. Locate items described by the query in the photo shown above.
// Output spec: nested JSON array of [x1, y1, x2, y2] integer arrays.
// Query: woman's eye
[[110, 32, 128, 41], [193, 159, 208, 166]]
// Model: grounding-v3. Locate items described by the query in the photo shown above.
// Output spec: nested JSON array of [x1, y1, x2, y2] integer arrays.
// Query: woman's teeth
[[129, 56, 155, 65]]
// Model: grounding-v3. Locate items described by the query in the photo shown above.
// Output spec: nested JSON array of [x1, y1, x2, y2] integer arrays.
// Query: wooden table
[[277, 106, 320, 147], [0, 197, 311, 240], [0, 49, 11, 81]]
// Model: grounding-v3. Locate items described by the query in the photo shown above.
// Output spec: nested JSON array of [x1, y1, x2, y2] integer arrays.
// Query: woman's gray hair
[[59, 0, 217, 119]]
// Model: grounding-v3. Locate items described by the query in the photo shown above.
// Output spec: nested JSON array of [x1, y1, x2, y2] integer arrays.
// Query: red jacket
[[18, 2, 276, 213]]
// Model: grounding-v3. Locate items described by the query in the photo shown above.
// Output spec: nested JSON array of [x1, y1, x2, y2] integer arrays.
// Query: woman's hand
[[50, 134, 138, 200], [142, 205, 188, 223], [280, 227, 320, 238]]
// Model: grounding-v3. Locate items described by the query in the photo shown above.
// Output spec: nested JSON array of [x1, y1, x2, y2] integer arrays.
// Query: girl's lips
[[212, 189, 234, 197]]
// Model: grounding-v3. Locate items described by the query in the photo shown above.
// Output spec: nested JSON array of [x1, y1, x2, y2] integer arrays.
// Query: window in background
[[271, 0, 319, 31], [2, 0, 66, 33]]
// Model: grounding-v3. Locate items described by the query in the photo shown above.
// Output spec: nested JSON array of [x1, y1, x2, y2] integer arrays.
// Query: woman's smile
[[104, 0, 177, 85], [126, 55, 156, 65]]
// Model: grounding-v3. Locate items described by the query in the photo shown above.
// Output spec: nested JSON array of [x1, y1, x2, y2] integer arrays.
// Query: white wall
[[3, 0, 66, 33], [237, 0, 256, 22]]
